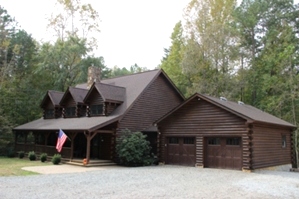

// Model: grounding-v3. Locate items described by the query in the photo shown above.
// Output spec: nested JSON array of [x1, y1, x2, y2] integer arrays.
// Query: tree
[[48, 0, 100, 48], [160, 21, 190, 96], [37, 36, 89, 91], [182, 0, 238, 98]]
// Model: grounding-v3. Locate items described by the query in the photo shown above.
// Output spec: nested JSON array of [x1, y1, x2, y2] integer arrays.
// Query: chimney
[[87, 66, 101, 89]]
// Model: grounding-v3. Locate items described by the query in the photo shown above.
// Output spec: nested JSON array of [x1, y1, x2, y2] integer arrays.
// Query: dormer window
[[45, 109, 54, 119], [90, 104, 104, 116], [65, 107, 76, 117]]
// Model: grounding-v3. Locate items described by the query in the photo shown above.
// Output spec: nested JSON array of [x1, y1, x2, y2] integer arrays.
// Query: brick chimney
[[87, 66, 101, 89]]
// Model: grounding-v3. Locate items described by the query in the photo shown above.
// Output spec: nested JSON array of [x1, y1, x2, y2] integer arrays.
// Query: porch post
[[84, 131, 97, 164]]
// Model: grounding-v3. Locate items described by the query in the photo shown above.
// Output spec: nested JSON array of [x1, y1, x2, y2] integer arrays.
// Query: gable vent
[[220, 97, 227, 101], [238, 101, 245, 105]]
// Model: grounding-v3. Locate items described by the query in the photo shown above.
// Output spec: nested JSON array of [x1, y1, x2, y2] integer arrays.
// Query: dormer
[[60, 87, 89, 118], [40, 90, 64, 119], [84, 82, 125, 116]]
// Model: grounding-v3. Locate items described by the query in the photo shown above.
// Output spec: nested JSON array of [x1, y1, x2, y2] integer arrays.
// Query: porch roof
[[13, 115, 120, 132]]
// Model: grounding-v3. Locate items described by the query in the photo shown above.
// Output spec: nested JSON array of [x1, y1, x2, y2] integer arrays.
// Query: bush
[[18, 151, 25, 159], [40, 153, 47, 162], [28, 151, 36, 161], [6, 147, 15, 158], [52, 154, 61, 165], [116, 130, 153, 166]]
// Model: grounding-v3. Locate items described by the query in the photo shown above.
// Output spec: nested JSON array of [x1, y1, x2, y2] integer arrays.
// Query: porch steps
[[65, 159, 117, 167]]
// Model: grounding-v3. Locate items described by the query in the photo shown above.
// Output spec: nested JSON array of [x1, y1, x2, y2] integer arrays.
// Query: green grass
[[0, 157, 51, 176]]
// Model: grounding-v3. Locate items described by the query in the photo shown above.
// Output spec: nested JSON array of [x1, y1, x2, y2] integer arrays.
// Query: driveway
[[1, 165, 299, 198]]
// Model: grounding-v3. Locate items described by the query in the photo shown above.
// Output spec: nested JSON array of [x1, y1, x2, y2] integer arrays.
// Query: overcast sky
[[1, 0, 190, 70]]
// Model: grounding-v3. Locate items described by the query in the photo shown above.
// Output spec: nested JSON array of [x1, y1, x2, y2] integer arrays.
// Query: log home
[[13, 67, 184, 165]]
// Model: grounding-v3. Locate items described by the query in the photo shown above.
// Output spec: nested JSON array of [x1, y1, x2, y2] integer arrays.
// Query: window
[[90, 104, 104, 116], [65, 107, 76, 117], [208, 138, 220, 145], [45, 109, 54, 118], [169, 137, 179, 144], [184, 138, 194, 144], [282, 135, 286, 148], [226, 138, 240, 146]]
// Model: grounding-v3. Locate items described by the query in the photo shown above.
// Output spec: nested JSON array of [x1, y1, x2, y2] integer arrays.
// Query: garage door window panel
[[208, 138, 220, 145]]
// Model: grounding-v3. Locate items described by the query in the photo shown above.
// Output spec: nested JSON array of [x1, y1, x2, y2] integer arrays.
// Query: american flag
[[56, 129, 68, 152]]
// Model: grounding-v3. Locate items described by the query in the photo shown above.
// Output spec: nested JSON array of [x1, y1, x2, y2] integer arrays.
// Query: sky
[[1, 0, 190, 70]]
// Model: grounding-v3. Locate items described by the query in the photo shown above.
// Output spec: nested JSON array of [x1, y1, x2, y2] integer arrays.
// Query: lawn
[[0, 157, 52, 176]]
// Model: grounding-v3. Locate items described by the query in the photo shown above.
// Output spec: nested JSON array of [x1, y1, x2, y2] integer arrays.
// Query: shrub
[[52, 154, 61, 165], [116, 130, 152, 166], [40, 153, 47, 162], [18, 151, 25, 159], [6, 147, 15, 158], [28, 151, 36, 161]]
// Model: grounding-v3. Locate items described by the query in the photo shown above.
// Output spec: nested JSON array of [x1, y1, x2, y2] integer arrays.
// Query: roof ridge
[[101, 69, 160, 81], [95, 82, 126, 89]]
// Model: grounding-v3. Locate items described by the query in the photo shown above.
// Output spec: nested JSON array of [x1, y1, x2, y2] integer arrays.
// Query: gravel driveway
[[1, 165, 299, 199]]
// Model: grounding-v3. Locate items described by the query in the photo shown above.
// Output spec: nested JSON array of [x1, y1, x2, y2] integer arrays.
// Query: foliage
[[18, 151, 24, 159], [116, 130, 153, 166], [28, 151, 36, 161], [0, 157, 51, 176], [52, 154, 61, 165], [0, 108, 14, 156], [40, 153, 47, 162], [160, 21, 190, 96], [47, 0, 100, 48]]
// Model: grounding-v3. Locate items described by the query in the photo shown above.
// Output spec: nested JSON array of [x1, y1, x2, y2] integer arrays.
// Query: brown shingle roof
[[60, 87, 89, 105], [202, 94, 296, 128], [87, 83, 125, 103], [40, 90, 64, 108], [156, 93, 296, 128], [15, 70, 162, 132]]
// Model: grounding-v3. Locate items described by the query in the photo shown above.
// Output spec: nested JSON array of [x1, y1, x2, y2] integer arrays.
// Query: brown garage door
[[166, 137, 195, 166], [205, 137, 242, 170]]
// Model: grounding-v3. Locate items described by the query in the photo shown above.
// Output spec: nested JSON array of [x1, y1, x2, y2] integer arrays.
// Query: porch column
[[84, 131, 97, 163]]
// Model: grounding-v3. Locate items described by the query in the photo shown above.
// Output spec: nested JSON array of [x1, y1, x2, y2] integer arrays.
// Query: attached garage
[[166, 137, 195, 166], [156, 93, 296, 171]]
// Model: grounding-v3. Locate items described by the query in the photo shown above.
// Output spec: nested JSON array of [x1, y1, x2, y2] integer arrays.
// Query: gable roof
[[15, 69, 182, 132], [156, 93, 296, 129], [40, 90, 64, 108], [60, 87, 89, 105], [84, 82, 125, 103]]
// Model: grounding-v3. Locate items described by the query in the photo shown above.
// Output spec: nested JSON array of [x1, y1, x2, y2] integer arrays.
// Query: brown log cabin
[[13, 67, 185, 165], [13, 67, 297, 170], [156, 93, 297, 171]]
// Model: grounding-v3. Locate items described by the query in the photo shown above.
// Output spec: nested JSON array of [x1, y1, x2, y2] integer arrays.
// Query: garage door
[[205, 137, 242, 170], [166, 137, 195, 166]]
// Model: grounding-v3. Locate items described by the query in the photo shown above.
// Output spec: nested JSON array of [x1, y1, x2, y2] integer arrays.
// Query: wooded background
[[0, 0, 298, 161]]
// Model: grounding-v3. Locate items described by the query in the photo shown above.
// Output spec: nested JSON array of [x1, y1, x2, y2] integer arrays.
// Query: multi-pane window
[[226, 138, 240, 146], [65, 107, 76, 117], [90, 104, 104, 116], [208, 138, 220, 145], [282, 135, 286, 148], [184, 137, 194, 144], [45, 109, 54, 118], [169, 137, 179, 144]]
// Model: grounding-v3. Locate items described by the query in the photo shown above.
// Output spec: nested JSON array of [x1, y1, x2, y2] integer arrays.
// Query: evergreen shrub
[[52, 154, 61, 165], [116, 130, 153, 166]]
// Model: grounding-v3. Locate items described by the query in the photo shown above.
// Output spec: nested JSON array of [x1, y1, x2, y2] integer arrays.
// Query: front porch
[[14, 127, 117, 166]]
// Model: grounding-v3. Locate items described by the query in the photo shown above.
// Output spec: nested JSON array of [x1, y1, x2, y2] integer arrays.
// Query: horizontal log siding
[[118, 74, 183, 133], [158, 98, 247, 166], [251, 125, 291, 169], [88, 90, 104, 105]]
